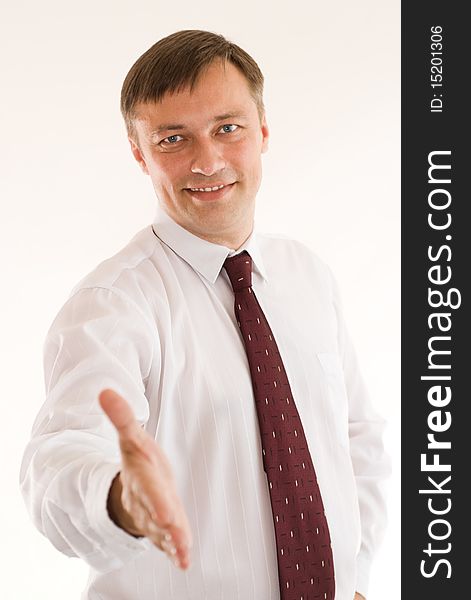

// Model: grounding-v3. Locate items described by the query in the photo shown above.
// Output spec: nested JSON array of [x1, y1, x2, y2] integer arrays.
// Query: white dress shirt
[[20, 204, 390, 600]]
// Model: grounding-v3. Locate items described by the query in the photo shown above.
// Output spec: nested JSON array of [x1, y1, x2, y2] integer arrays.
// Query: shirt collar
[[152, 203, 268, 285]]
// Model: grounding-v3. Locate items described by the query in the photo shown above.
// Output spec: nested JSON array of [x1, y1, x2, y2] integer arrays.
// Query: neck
[[196, 229, 252, 250]]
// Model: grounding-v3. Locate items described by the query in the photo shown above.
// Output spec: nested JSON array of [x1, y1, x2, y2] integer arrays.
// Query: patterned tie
[[224, 251, 335, 600]]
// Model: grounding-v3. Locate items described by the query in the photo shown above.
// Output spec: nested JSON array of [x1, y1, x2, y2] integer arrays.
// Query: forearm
[[20, 431, 149, 571], [20, 285, 158, 569], [330, 268, 392, 594]]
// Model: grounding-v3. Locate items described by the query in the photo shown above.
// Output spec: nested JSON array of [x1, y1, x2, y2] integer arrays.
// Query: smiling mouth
[[183, 182, 236, 201], [186, 183, 234, 193]]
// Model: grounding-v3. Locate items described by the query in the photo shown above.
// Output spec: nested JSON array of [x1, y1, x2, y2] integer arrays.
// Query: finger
[[127, 485, 193, 569], [99, 388, 140, 441], [139, 483, 177, 530], [168, 532, 191, 569], [141, 488, 192, 568], [160, 529, 190, 570], [157, 499, 193, 568], [161, 534, 177, 557], [132, 498, 186, 567]]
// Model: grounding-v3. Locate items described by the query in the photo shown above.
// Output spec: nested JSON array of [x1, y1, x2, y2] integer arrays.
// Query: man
[[20, 30, 390, 600]]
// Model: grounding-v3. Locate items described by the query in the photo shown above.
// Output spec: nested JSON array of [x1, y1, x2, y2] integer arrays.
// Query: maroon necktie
[[224, 251, 335, 600]]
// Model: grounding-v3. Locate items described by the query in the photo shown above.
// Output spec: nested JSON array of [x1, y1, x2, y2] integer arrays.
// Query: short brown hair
[[120, 30, 265, 138]]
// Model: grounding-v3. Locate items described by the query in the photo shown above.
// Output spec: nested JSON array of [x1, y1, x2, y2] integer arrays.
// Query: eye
[[161, 134, 183, 145], [219, 124, 238, 134]]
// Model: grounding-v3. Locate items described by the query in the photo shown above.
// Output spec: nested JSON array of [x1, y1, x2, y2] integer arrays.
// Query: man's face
[[130, 60, 269, 248]]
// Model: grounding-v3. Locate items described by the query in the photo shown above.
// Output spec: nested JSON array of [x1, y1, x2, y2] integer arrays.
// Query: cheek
[[148, 155, 187, 188], [227, 141, 262, 176]]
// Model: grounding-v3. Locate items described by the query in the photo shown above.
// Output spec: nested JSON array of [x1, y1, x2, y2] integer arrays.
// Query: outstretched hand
[[99, 388, 192, 570]]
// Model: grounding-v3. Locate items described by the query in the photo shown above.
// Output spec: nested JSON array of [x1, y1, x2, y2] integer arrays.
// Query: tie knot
[[223, 250, 253, 292]]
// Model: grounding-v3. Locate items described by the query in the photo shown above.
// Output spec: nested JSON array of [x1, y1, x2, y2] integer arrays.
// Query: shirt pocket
[[316, 352, 350, 449]]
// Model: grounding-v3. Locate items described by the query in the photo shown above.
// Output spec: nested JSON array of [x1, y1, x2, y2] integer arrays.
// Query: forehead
[[133, 61, 258, 129]]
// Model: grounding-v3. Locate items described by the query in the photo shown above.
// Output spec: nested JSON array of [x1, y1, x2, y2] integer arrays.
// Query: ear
[[129, 138, 149, 175], [260, 114, 269, 154]]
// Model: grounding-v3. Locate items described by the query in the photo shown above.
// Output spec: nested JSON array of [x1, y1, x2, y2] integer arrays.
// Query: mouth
[[184, 182, 236, 201]]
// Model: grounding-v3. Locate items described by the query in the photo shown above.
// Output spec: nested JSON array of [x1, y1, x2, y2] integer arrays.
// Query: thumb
[[99, 388, 140, 440]]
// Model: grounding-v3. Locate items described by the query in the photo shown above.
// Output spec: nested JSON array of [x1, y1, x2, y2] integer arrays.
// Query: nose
[[190, 139, 226, 176]]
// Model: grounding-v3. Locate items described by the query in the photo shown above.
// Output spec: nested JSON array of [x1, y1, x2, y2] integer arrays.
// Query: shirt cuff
[[85, 461, 152, 572]]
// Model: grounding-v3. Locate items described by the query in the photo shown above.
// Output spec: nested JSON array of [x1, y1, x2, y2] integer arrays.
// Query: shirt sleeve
[[329, 270, 392, 598], [19, 286, 158, 572]]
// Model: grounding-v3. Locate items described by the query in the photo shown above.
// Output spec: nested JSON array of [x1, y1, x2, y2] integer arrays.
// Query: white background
[[1, 1, 400, 598]]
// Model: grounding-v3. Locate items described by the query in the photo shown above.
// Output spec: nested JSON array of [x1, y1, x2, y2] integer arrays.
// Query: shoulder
[[62, 226, 170, 324], [70, 226, 160, 296]]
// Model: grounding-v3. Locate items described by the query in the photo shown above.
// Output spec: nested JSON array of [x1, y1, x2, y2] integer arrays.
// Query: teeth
[[189, 184, 226, 192]]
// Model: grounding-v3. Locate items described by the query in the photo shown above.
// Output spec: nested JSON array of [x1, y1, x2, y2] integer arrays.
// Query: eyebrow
[[150, 112, 247, 138]]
